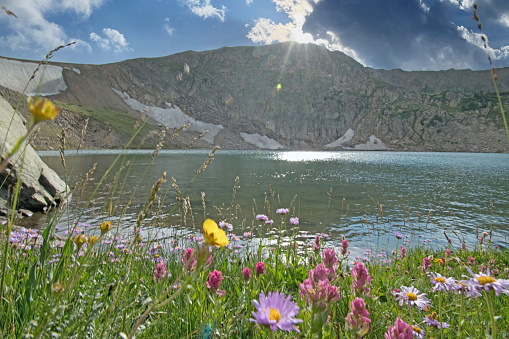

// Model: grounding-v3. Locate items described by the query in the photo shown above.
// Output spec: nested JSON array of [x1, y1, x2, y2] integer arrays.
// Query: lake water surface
[[38, 150, 509, 257]]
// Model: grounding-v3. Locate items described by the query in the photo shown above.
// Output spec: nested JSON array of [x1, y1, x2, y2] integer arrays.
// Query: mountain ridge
[[1, 41, 508, 152]]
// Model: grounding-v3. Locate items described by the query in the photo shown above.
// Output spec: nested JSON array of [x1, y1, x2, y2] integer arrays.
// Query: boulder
[[0, 95, 68, 214]]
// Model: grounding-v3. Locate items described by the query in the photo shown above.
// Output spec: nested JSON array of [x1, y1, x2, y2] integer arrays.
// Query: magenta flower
[[310, 263, 329, 283], [313, 235, 321, 252], [182, 248, 197, 272], [242, 267, 252, 282], [393, 231, 403, 239], [255, 262, 265, 276], [384, 317, 413, 339], [289, 217, 299, 225], [322, 248, 339, 270], [341, 238, 350, 256], [421, 257, 432, 272], [250, 291, 303, 332], [445, 249, 451, 258], [351, 261, 371, 298], [276, 208, 289, 215], [153, 261, 167, 282], [399, 246, 406, 259], [256, 214, 268, 221], [206, 270, 225, 296], [345, 297, 371, 338]]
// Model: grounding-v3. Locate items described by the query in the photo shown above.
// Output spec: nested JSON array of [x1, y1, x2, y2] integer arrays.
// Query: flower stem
[[485, 290, 497, 339], [439, 290, 443, 339], [457, 294, 464, 336]]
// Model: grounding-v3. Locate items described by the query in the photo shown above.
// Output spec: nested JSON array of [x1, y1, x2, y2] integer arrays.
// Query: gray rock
[[0, 96, 68, 213]]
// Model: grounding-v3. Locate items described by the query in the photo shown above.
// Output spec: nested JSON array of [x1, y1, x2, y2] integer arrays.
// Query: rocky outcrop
[[0, 96, 68, 214]]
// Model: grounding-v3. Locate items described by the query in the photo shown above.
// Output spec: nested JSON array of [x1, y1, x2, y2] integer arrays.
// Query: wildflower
[[100, 221, 112, 236], [276, 208, 289, 215], [421, 257, 432, 272], [256, 214, 268, 221], [384, 317, 413, 339], [399, 246, 406, 259], [345, 297, 371, 338], [310, 263, 329, 283], [313, 235, 321, 252], [322, 248, 338, 280], [206, 270, 225, 296], [445, 249, 451, 258], [73, 234, 87, 251], [393, 231, 403, 239], [27, 97, 60, 124], [433, 258, 444, 266], [182, 248, 197, 272], [243, 232, 252, 237], [394, 286, 431, 311], [467, 256, 476, 265], [52, 282, 64, 296], [429, 272, 456, 292], [203, 219, 229, 247], [423, 312, 450, 329], [412, 326, 425, 339], [88, 235, 98, 245], [289, 217, 299, 225], [341, 237, 350, 256], [242, 267, 252, 282], [250, 291, 302, 332], [461, 266, 509, 296], [153, 261, 167, 282], [255, 262, 265, 276], [351, 261, 371, 298], [265, 219, 274, 225]]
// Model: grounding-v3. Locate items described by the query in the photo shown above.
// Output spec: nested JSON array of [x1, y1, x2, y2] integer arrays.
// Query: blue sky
[[0, 0, 508, 70]]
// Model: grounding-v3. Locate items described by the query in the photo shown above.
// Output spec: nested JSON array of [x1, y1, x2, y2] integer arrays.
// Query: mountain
[[1, 41, 509, 152]]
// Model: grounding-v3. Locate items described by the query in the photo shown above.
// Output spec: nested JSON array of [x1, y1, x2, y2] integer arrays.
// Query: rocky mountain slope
[[1, 41, 509, 152]]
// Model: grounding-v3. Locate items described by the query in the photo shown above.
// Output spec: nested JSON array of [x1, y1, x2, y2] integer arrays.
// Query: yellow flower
[[27, 97, 60, 124], [73, 234, 87, 250], [88, 235, 99, 245], [203, 219, 228, 247], [100, 221, 112, 235]]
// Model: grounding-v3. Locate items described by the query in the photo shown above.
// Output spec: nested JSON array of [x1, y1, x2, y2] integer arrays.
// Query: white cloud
[[0, 0, 105, 57], [500, 14, 509, 28], [179, 0, 226, 22], [457, 25, 509, 60], [246, 0, 253, 4], [246, 0, 366, 64], [440, 0, 474, 11], [164, 18, 174, 36], [90, 28, 132, 53]]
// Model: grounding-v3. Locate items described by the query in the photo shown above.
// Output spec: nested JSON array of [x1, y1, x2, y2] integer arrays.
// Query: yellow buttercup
[[203, 219, 229, 247], [27, 97, 60, 124]]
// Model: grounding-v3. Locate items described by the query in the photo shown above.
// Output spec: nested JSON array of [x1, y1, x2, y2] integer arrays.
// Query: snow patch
[[0, 58, 67, 96], [324, 128, 354, 148], [112, 88, 223, 144], [240, 132, 285, 149], [352, 135, 388, 150], [65, 67, 81, 74]]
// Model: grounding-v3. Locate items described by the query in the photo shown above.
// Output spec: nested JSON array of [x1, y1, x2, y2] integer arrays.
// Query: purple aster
[[265, 219, 274, 225], [461, 266, 509, 296], [394, 286, 431, 311], [256, 214, 268, 221], [250, 291, 303, 332], [393, 231, 403, 239], [423, 312, 450, 329], [289, 217, 299, 225], [412, 326, 425, 339], [429, 272, 456, 292], [276, 208, 289, 215]]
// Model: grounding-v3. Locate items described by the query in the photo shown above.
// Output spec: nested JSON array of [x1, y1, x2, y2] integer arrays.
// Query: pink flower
[[153, 261, 167, 282], [445, 249, 451, 258], [206, 270, 224, 294], [242, 267, 252, 281], [341, 238, 350, 256], [385, 317, 413, 339], [352, 262, 371, 298], [276, 208, 289, 214], [322, 248, 339, 269], [399, 246, 406, 259], [255, 262, 265, 276], [313, 235, 321, 252], [467, 256, 476, 265], [421, 257, 432, 272], [310, 263, 329, 283], [182, 248, 197, 272], [345, 297, 371, 338], [290, 217, 299, 225]]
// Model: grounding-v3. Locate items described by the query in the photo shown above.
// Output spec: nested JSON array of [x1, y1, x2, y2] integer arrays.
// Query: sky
[[0, 0, 508, 71]]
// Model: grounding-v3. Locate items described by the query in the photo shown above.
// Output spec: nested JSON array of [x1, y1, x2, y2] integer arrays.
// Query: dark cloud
[[303, 0, 509, 70]]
